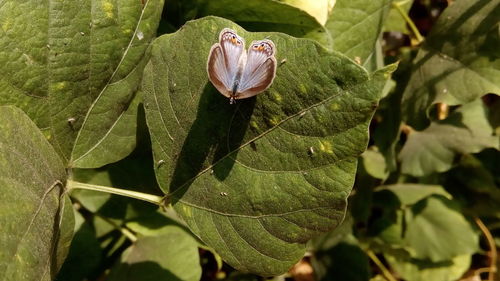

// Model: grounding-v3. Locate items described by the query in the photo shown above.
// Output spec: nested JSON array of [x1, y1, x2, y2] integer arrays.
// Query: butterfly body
[[207, 28, 277, 104]]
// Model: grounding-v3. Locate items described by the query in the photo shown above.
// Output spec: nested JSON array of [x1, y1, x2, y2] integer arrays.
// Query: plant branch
[[67, 179, 165, 206], [475, 217, 497, 281], [392, 1, 424, 44], [366, 250, 398, 281]]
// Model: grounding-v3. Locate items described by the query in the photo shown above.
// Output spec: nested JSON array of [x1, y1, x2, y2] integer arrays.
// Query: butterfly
[[207, 28, 277, 104]]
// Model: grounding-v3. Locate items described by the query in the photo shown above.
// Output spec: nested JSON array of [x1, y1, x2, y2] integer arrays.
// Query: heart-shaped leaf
[[399, 99, 498, 177], [0, 0, 164, 168], [0, 106, 74, 280], [401, 0, 500, 129], [142, 17, 394, 275]]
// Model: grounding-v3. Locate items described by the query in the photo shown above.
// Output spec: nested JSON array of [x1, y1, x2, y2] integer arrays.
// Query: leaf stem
[[97, 214, 138, 242], [392, 1, 424, 44], [475, 217, 497, 281], [366, 250, 398, 281], [67, 179, 165, 206]]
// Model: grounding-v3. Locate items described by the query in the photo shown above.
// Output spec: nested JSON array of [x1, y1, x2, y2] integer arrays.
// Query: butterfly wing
[[236, 39, 277, 99], [207, 28, 246, 98]]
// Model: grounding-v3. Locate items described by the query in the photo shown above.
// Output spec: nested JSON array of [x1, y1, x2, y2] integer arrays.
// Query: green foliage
[[0, 0, 499, 280], [401, 0, 500, 129], [0, 0, 164, 168]]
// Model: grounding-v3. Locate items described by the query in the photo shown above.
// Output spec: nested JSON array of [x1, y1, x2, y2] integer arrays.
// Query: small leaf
[[385, 254, 471, 281], [107, 227, 201, 281], [326, 0, 393, 65], [142, 17, 394, 275], [401, 0, 500, 128], [404, 197, 478, 262], [399, 98, 498, 176], [376, 184, 452, 206], [0, 106, 74, 280], [361, 149, 389, 180]]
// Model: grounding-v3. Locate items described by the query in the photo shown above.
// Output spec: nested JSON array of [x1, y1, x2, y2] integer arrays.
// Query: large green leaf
[[190, 0, 332, 48], [142, 16, 393, 275], [325, 0, 392, 66], [401, 0, 500, 129], [107, 226, 201, 281], [399, 99, 498, 176], [0, 106, 74, 280], [0, 0, 164, 168]]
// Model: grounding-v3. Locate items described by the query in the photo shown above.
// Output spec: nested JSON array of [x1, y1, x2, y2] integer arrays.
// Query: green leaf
[[404, 197, 478, 262], [384, 0, 414, 33], [401, 0, 500, 128], [192, 0, 333, 48], [385, 254, 471, 281], [326, 0, 393, 65], [107, 227, 201, 281], [360, 149, 389, 180], [142, 16, 394, 275], [0, 0, 164, 168], [0, 106, 74, 280], [376, 184, 452, 206], [399, 99, 498, 176]]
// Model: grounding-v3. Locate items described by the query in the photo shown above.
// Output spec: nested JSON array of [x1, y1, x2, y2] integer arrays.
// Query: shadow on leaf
[[169, 82, 255, 202]]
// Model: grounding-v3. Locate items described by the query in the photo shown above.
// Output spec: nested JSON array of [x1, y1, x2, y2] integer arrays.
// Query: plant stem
[[97, 214, 138, 242], [475, 217, 497, 281], [392, 1, 424, 44], [366, 250, 398, 281], [67, 179, 165, 206]]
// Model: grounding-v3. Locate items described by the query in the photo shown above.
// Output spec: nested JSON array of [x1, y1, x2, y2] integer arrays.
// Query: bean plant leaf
[[107, 227, 202, 281], [401, 0, 500, 129], [385, 254, 471, 281], [0, 0, 164, 168], [142, 16, 394, 275], [404, 196, 478, 262], [190, 0, 333, 48], [370, 184, 478, 262], [399, 99, 498, 177], [0, 106, 74, 281], [326, 0, 392, 66]]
